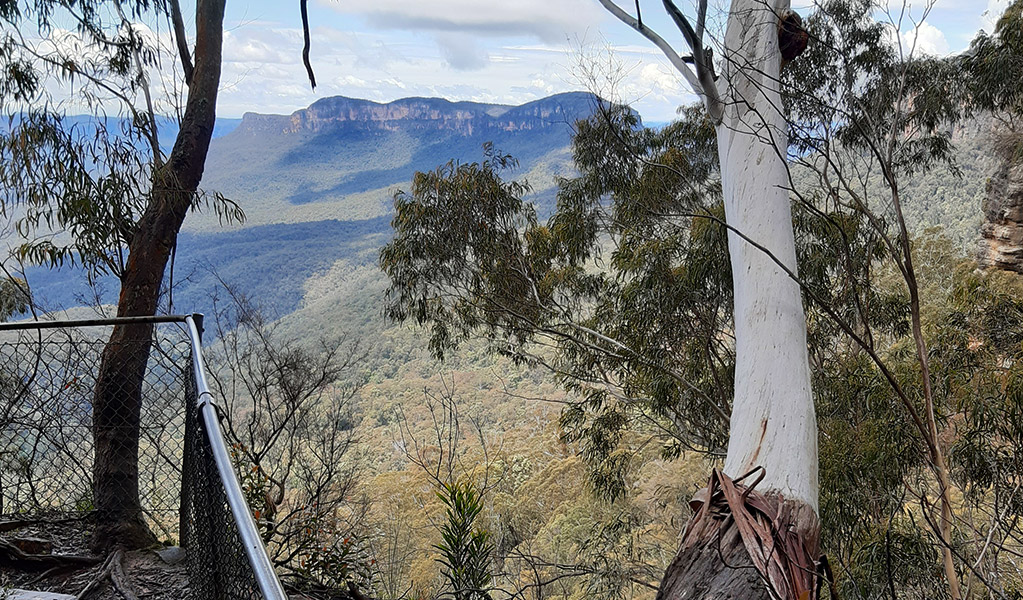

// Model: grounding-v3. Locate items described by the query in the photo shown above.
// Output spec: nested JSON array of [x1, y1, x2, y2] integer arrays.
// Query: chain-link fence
[[0, 319, 188, 536], [182, 326, 276, 600], [0, 315, 287, 600]]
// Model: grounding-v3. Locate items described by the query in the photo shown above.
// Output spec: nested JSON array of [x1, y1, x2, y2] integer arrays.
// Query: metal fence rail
[[0, 314, 287, 599]]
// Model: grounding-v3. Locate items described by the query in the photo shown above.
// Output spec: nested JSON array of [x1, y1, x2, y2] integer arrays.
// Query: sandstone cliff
[[234, 92, 609, 138], [979, 134, 1023, 273]]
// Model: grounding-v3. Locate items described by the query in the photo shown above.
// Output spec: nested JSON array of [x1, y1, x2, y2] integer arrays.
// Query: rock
[[233, 92, 629, 138], [155, 545, 186, 565], [4, 590, 76, 600], [7, 537, 52, 555], [979, 135, 1023, 273]]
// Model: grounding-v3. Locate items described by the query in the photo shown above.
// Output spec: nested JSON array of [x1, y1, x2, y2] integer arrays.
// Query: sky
[[202, 0, 1010, 123]]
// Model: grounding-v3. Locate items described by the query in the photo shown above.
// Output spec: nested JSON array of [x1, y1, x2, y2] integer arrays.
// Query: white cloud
[[435, 33, 490, 71], [901, 21, 951, 56], [637, 63, 680, 94], [210, 7, 694, 123], [315, 0, 601, 42], [981, 0, 1010, 31], [224, 28, 298, 64]]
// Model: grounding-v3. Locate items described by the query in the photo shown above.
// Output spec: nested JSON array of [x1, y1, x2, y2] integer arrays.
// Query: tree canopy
[[382, 0, 1023, 594]]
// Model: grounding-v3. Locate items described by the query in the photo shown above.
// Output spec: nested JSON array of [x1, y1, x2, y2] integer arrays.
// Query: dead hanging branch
[[300, 0, 316, 89]]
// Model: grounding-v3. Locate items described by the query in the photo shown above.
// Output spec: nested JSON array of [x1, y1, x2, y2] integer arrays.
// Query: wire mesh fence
[[182, 357, 267, 600], [0, 321, 188, 538], [0, 316, 286, 599]]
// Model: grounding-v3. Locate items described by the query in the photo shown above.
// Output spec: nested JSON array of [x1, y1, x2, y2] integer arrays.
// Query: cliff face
[[979, 137, 1023, 273], [235, 92, 610, 138]]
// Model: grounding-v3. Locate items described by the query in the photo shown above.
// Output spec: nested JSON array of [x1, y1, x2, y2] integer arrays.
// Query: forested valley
[[0, 0, 1022, 599]]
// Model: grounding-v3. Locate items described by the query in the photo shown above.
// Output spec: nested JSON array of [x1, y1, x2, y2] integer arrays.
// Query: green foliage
[[965, 0, 1023, 118], [0, 112, 243, 280], [943, 270, 1023, 510], [434, 480, 494, 600], [1, 113, 151, 277], [785, 0, 967, 176], [810, 232, 1023, 596], [383, 104, 732, 501], [0, 276, 28, 319], [381, 2, 1023, 596], [0, 1, 243, 284], [839, 518, 942, 598], [381, 142, 534, 359]]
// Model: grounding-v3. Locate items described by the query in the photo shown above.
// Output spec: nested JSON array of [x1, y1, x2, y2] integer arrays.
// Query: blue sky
[[206, 0, 1009, 122]]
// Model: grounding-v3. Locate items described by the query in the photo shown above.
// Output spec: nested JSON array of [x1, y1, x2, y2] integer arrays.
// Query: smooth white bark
[[716, 0, 817, 512], [598, 0, 819, 513]]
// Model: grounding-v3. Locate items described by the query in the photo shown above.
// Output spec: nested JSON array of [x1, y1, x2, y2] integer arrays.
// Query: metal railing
[[0, 314, 287, 599], [184, 314, 288, 600]]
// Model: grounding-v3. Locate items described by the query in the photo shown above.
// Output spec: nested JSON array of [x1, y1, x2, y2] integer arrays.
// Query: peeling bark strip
[[657, 469, 828, 600]]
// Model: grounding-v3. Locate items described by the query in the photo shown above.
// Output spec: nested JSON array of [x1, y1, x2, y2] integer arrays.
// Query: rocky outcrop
[[283, 96, 496, 135], [979, 137, 1023, 273], [233, 92, 620, 138]]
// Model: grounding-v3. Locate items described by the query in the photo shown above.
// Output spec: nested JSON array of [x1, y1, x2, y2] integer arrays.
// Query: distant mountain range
[[19, 90, 993, 324], [237, 93, 599, 136], [25, 92, 613, 316]]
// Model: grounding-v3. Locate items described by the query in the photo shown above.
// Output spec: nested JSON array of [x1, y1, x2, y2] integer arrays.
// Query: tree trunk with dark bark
[[90, 0, 226, 552], [657, 471, 823, 600]]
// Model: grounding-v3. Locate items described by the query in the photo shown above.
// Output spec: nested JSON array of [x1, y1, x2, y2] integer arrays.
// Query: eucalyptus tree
[[0, 0, 232, 551], [592, 0, 823, 593], [966, 0, 1023, 118], [593, 0, 998, 595], [381, 0, 1017, 596], [0, 0, 325, 552]]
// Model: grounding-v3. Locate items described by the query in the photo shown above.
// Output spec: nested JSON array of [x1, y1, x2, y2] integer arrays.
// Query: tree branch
[[114, 3, 162, 168], [661, 0, 721, 119], [596, 0, 701, 93], [597, 0, 722, 121], [662, 0, 699, 52], [169, 0, 194, 85], [696, 0, 708, 41], [300, 0, 316, 89]]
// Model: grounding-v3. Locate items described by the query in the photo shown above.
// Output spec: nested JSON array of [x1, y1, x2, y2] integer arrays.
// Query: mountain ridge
[[232, 91, 615, 137], [22, 91, 606, 314]]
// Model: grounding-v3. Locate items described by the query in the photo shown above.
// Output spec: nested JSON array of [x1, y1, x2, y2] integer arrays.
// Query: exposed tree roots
[[0, 538, 100, 572], [76, 548, 139, 600], [657, 468, 835, 600]]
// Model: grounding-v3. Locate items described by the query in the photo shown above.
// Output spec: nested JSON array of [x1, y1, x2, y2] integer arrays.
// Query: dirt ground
[[0, 515, 189, 599]]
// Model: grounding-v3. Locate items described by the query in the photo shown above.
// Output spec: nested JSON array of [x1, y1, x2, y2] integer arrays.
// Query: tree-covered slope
[[21, 92, 605, 315], [189, 92, 598, 233]]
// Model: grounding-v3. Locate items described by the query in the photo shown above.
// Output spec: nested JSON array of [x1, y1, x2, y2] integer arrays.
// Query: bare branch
[[595, 0, 701, 92], [696, 0, 708, 41], [661, 0, 721, 120], [597, 0, 722, 120], [662, 0, 699, 52], [169, 0, 194, 85], [300, 0, 316, 89]]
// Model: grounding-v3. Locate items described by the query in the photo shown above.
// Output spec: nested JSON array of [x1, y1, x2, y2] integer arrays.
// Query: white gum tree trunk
[[716, 0, 817, 514], [599, 0, 820, 594], [600, 0, 817, 516]]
